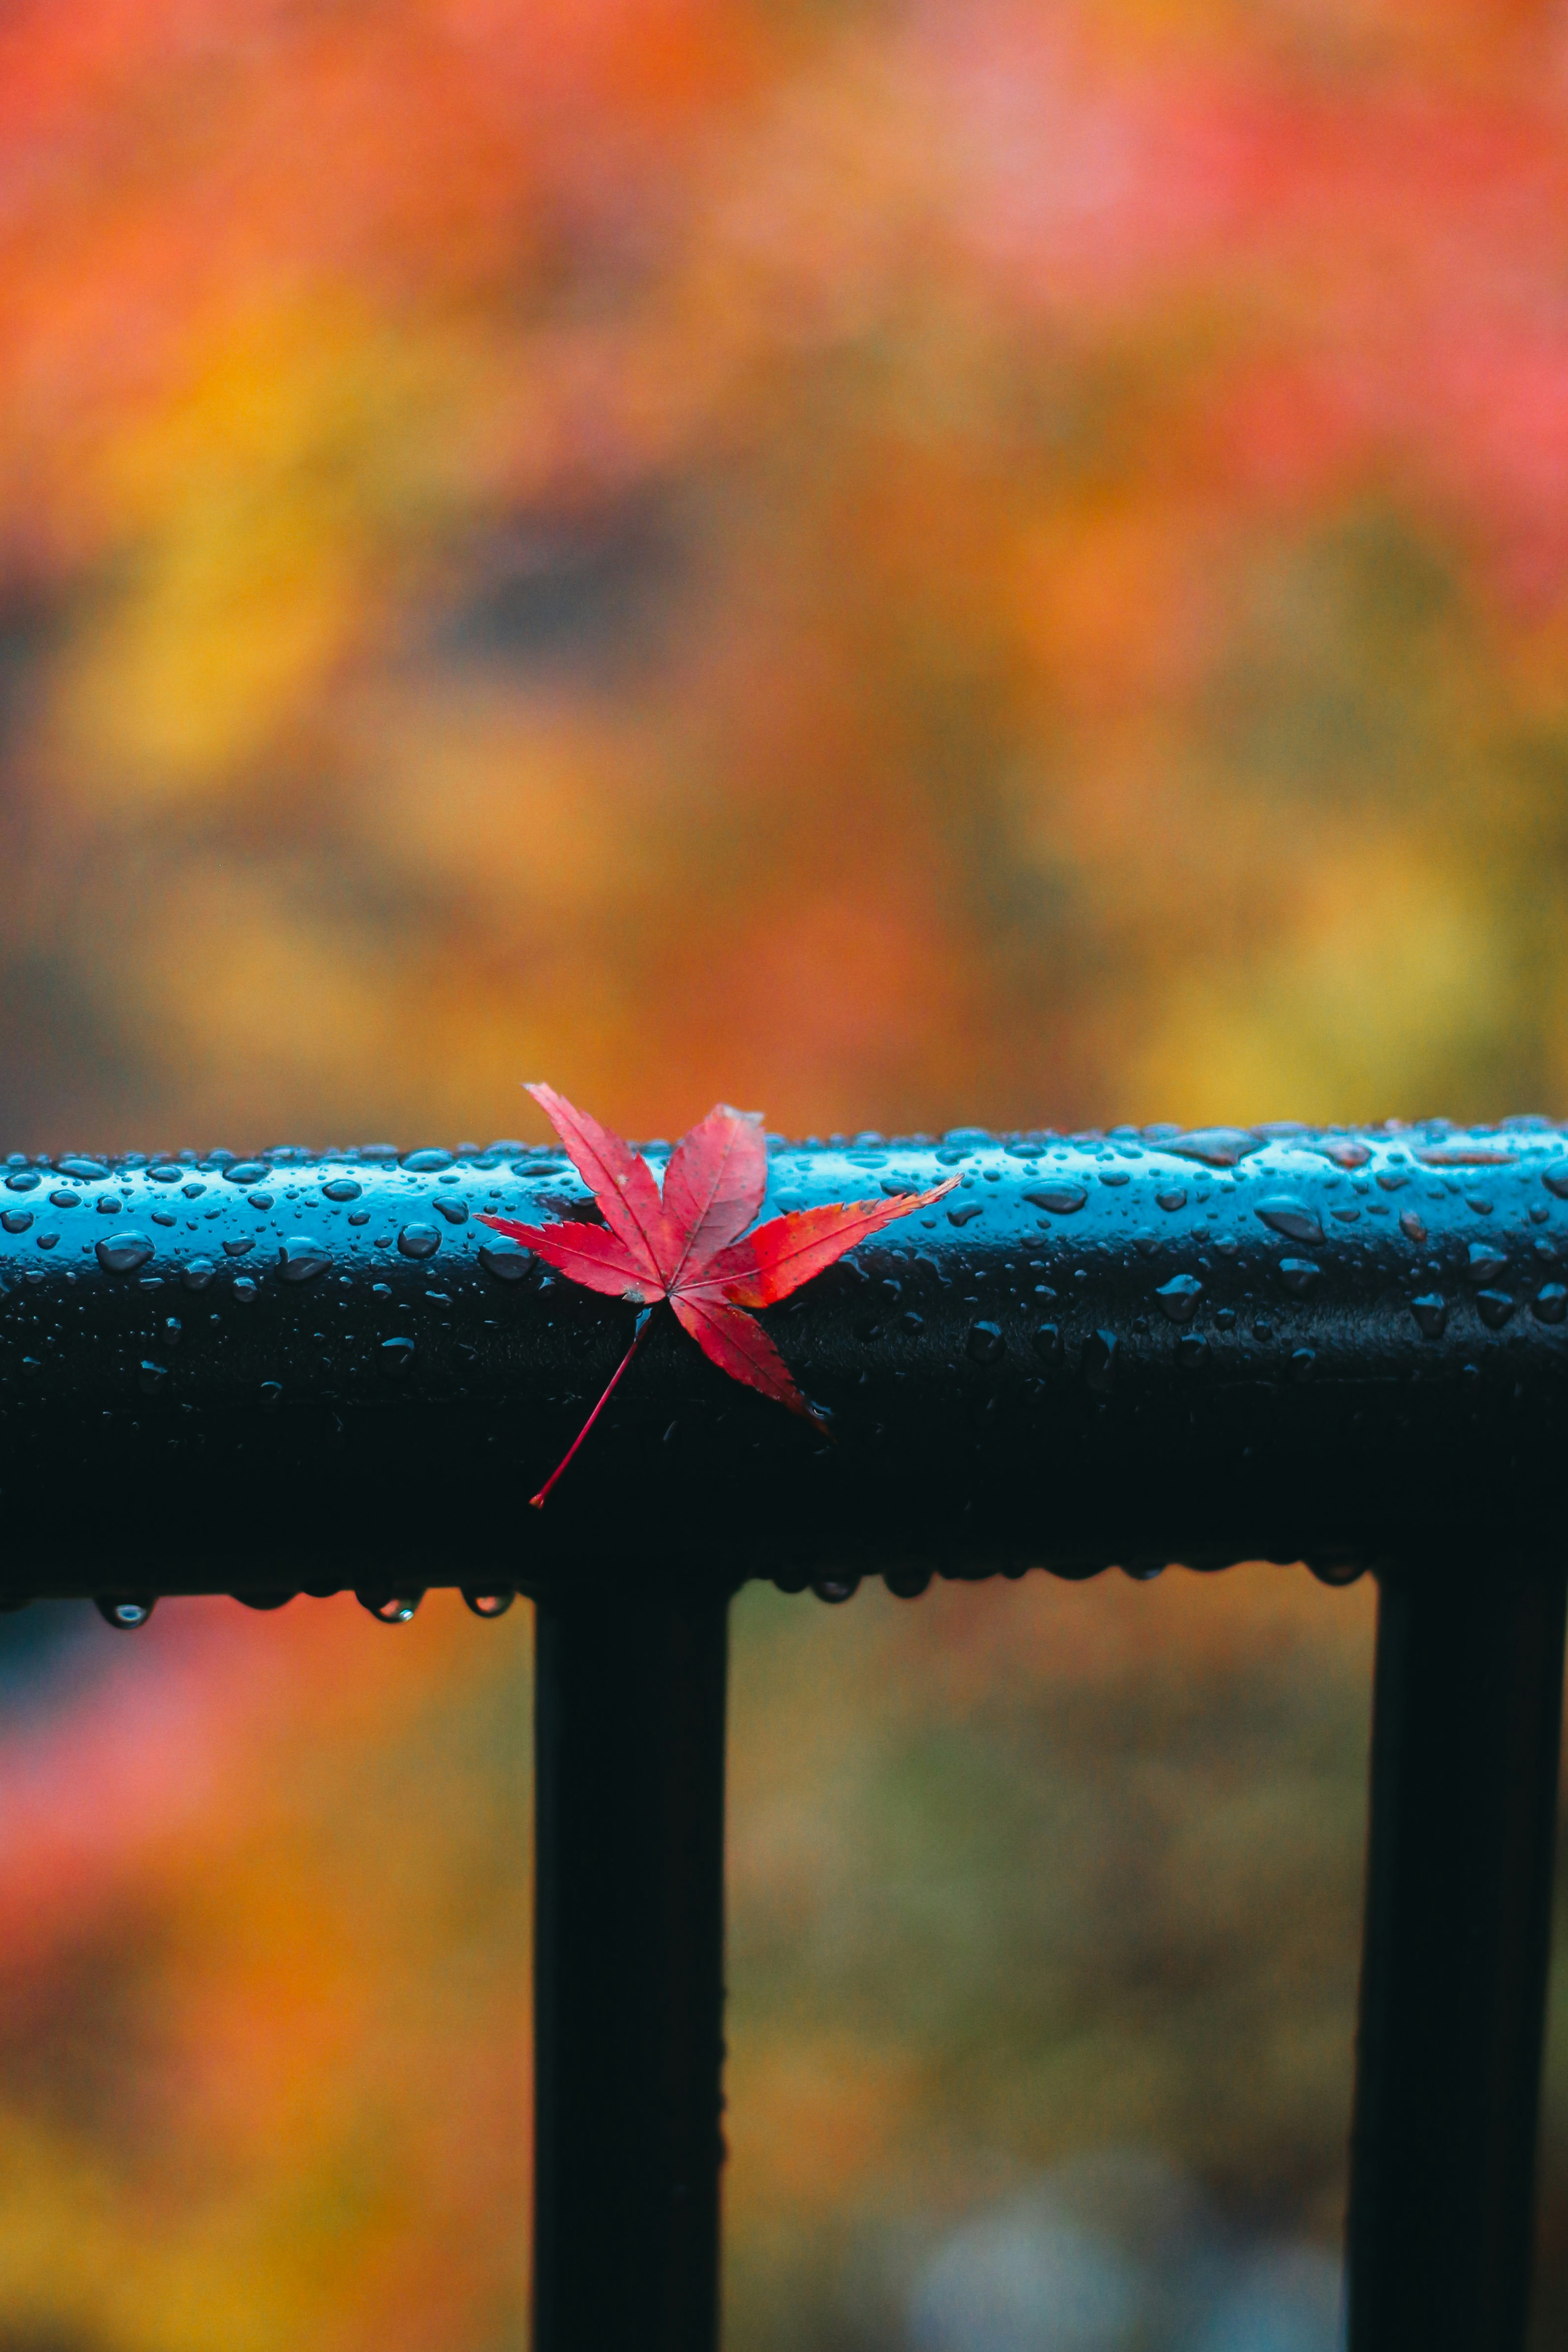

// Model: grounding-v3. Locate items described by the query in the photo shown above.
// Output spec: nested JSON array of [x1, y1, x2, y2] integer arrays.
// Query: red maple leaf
[[478, 1084, 959, 1505]]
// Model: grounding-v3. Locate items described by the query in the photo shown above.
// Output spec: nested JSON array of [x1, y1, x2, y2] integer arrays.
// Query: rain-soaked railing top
[[0, 1116, 1563, 1602]]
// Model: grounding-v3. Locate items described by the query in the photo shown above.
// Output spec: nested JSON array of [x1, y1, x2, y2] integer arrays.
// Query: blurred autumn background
[[5, 0, 1568, 2345]]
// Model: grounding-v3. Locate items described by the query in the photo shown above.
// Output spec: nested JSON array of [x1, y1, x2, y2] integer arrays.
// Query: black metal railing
[[0, 1117, 1564, 2351]]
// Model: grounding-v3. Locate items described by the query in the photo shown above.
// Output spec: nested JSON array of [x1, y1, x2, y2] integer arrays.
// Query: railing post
[[531, 1574, 731, 2352], [1348, 1560, 1568, 2351]]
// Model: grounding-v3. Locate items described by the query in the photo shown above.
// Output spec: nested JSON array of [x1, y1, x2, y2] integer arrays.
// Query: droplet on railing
[[96, 1596, 155, 1629], [461, 1589, 515, 1618], [1155, 1274, 1202, 1324], [1022, 1182, 1087, 1215], [278, 1235, 331, 1282], [96, 1231, 152, 1274], [478, 1243, 531, 1281], [1253, 1196, 1324, 1245], [811, 1575, 860, 1603], [357, 1590, 423, 1624], [884, 1567, 932, 1598]]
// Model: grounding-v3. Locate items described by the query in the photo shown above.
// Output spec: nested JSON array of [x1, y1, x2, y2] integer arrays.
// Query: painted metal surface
[[0, 1121, 1563, 1594]]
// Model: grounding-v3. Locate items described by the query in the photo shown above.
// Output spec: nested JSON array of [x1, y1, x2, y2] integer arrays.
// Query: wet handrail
[[0, 1117, 1563, 2352]]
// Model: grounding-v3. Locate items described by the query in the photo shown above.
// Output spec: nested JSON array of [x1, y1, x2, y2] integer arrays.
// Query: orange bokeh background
[[4, 2, 1568, 2344]]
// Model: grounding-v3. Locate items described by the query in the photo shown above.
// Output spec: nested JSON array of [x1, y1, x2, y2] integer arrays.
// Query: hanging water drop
[[96, 1596, 155, 1630], [461, 1589, 515, 1618], [357, 1590, 424, 1624]]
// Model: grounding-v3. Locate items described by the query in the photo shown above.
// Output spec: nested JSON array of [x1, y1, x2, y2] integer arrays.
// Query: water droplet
[[946, 1202, 984, 1227], [259, 1380, 283, 1407], [181, 1257, 216, 1291], [967, 1319, 1004, 1364], [1155, 1273, 1202, 1324], [231, 1276, 258, 1303], [1098, 1169, 1129, 1187], [479, 1243, 531, 1282], [382, 1336, 416, 1373], [1177, 1333, 1208, 1368], [462, 1589, 515, 1617], [1400, 1210, 1428, 1244], [1476, 1289, 1515, 1329], [320, 1178, 361, 1203], [96, 1231, 152, 1275], [35, 1232, 57, 1250], [136, 1359, 167, 1395], [432, 1196, 469, 1225], [357, 1590, 423, 1623], [884, 1567, 931, 1598], [1277, 1259, 1322, 1296], [398, 1223, 441, 1260], [223, 1237, 254, 1258], [147, 1164, 182, 1184], [1121, 1561, 1164, 1581], [1, 1210, 31, 1234], [811, 1576, 860, 1603], [1307, 1558, 1365, 1586], [96, 1596, 154, 1629], [223, 1162, 270, 1185], [1021, 1183, 1087, 1215], [1167, 1129, 1262, 1167], [1155, 1188, 1187, 1211], [3, 1172, 38, 1193], [1031, 1322, 1060, 1362], [1466, 1243, 1508, 1284], [278, 1235, 331, 1282], [55, 1157, 107, 1182], [1416, 1143, 1516, 1168], [1254, 1197, 1323, 1244], [1290, 1345, 1316, 1379], [1312, 1140, 1372, 1170], [1534, 1284, 1567, 1323], [1410, 1294, 1448, 1338], [48, 1190, 80, 1209], [1376, 1171, 1409, 1192], [401, 1148, 453, 1173], [1082, 1330, 1118, 1393]]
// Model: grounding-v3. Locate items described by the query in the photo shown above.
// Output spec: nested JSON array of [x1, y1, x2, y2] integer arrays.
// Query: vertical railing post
[[532, 1573, 731, 2352], [1348, 1559, 1568, 2351]]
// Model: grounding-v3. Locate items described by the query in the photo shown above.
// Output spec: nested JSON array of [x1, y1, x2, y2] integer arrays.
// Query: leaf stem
[[530, 1308, 653, 1509]]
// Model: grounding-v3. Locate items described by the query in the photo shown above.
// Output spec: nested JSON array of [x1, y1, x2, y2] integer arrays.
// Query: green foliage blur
[[2, 0, 1568, 2343]]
